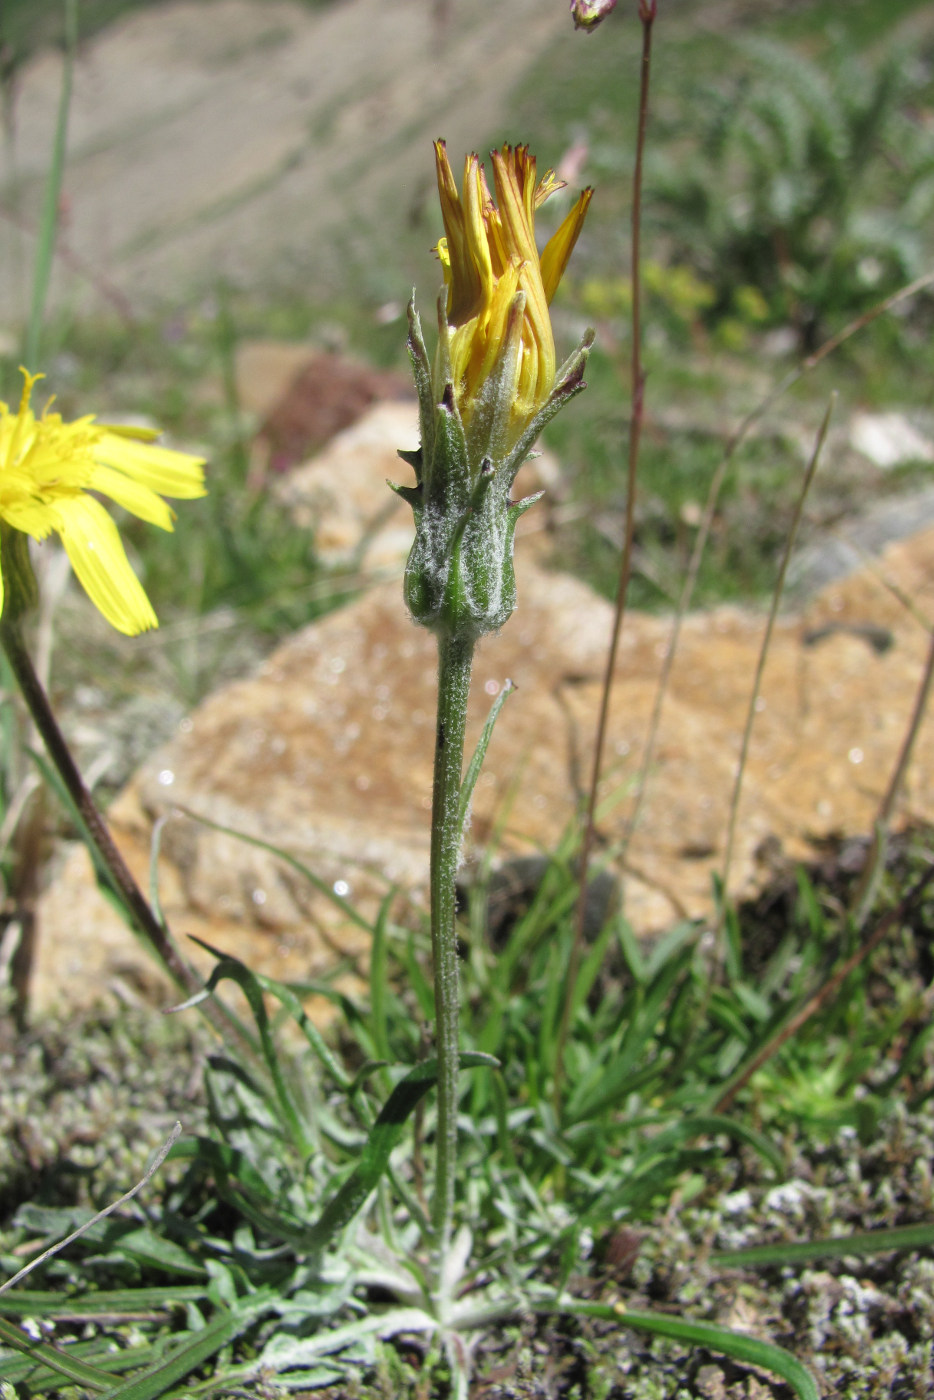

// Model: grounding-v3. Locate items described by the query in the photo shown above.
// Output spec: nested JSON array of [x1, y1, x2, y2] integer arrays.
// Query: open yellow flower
[[434, 140, 592, 444], [0, 370, 206, 635]]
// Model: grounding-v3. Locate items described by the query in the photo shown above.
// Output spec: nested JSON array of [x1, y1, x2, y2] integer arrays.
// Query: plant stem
[[849, 622, 934, 929], [555, 1, 655, 1094], [429, 628, 474, 1263], [0, 616, 249, 1053], [719, 396, 834, 927]]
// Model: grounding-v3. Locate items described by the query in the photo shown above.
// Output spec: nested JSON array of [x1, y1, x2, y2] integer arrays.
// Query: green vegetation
[[1, 0, 933, 1395], [2, 829, 934, 1395]]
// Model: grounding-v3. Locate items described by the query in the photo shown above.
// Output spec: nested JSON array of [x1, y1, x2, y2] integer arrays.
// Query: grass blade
[[97, 1293, 273, 1400], [0, 1314, 115, 1390], [0, 1286, 208, 1319], [370, 889, 393, 1062], [457, 677, 514, 833], [175, 937, 307, 1154], [561, 1300, 819, 1400], [306, 1052, 499, 1254], [712, 1221, 934, 1269], [23, 0, 76, 368]]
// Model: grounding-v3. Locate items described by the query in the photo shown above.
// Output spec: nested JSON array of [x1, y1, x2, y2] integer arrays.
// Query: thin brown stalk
[[849, 624, 934, 929], [555, 2, 655, 1092], [719, 396, 835, 920], [713, 863, 934, 1115], [621, 274, 934, 866]]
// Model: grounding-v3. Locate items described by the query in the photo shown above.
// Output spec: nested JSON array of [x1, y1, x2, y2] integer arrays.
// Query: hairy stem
[[429, 629, 474, 1267]]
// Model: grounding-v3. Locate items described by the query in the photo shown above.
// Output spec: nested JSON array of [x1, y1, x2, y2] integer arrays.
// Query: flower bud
[[570, 0, 617, 31], [393, 144, 594, 641]]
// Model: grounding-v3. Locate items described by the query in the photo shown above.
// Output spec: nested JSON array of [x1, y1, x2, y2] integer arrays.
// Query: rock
[[275, 400, 420, 573], [788, 485, 934, 596], [249, 351, 413, 479], [849, 411, 934, 470], [234, 341, 322, 421], [274, 400, 563, 574], [32, 524, 934, 1014]]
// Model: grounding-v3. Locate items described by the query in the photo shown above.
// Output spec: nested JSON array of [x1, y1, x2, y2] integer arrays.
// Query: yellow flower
[[434, 140, 592, 444], [0, 370, 206, 635]]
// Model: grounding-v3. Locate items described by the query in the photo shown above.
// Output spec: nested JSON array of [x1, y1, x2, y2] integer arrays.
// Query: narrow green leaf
[[252, 970, 352, 1091], [0, 1312, 114, 1389], [180, 938, 309, 1155], [97, 1293, 273, 1400], [0, 1286, 208, 1319], [560, 1301, 819, 1400], [457, 678, 514, 834], [306, 1052, 498, 1254], [712, 1220, 934, 1268], [370, 890, 394, 1062], [106, 1227, 208, 1280], [24, 0, 77, 368]]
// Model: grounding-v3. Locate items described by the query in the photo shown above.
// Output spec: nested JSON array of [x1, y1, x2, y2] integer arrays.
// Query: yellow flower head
[[434, 140, 592, 443], [0, 370, 206, 635]]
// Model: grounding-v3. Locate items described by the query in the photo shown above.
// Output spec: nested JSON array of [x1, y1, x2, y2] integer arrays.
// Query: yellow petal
[[491, 146, 539, 271], [55, 494, 158, 635], [462, 154, 494, 319], [93, 433, 207, 499], [2, 494, 62, 541], [534, 168, 566, 210], [435, 140, 480, 324], [87, 463, 176, 531], [540, 188, 594, 304], [469, 263, 521, 394]]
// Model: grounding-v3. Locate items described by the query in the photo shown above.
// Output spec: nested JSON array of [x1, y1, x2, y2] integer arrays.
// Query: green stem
[[429, 628, 474, 1263], [0, 615, 251, 1056]]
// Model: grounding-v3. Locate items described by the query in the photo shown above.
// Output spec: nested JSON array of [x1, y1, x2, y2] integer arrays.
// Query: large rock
[[33, 519, 934, 1013], [273, 400, 562, 574]]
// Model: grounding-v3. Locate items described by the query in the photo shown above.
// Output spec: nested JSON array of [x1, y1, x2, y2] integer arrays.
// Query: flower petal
[[540, 188, 594, 304], [93, 433, 207, 499], [87, 463, 176, 531], [55, 494, 158, 635], [435, 140, 481, 324]]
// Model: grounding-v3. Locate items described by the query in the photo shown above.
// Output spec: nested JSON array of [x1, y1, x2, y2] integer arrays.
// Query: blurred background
[[0, 0, 931, 734]]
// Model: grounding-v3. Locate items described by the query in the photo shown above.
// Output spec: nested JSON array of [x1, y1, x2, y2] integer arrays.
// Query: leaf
[[0, 1286, 208, 1319], [457, 678, 514, 834], [712, 1220, 934, 1269], [0, 1313, 115, 1390], [176, 938, 309, 1156], [97, 1292, 274, 1400], [306, 1052, 499, 1255], [560, 1300, 819, 1400]]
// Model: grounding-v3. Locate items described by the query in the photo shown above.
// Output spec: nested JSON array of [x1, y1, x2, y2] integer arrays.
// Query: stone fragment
[[251, 353, 412, 478], [33, 526, 934, 1013], [849, 411, 934, 470]]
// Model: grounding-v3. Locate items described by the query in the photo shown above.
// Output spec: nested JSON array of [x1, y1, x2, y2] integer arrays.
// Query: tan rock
[[33, 525, 934, 1014], [275, 400, 563, 574]]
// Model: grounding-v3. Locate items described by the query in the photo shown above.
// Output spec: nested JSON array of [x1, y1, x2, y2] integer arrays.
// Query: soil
[[3, 839, 934, 1397]]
